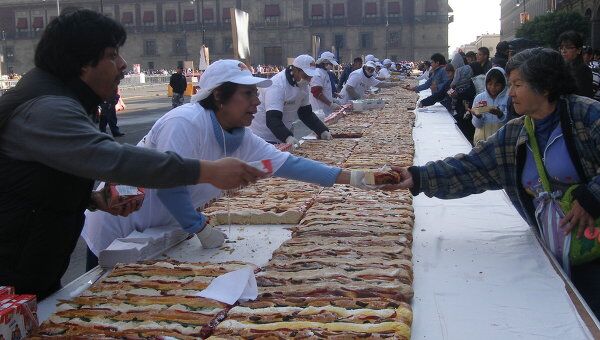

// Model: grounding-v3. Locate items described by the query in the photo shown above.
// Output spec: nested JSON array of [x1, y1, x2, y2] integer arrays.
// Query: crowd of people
[[0, 7, 598, 324], [399, 30, 600, 317]]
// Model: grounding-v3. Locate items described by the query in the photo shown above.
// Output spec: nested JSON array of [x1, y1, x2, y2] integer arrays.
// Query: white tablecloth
[[410, 96, 594, 339]]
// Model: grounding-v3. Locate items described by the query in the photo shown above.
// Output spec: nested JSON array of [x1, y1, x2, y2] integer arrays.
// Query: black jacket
[[569, 58, 594, 99], [0, 70, 99, 299], [169, 73, 187, 94]]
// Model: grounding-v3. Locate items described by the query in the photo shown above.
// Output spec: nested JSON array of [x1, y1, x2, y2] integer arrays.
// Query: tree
[[516, 11, 589, 47]]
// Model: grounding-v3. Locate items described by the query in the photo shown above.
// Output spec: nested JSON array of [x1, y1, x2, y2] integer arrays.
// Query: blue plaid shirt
[[412, 95, 600, 225]]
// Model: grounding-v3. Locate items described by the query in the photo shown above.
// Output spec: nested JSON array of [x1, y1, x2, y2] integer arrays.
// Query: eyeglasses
[[559, 45, 578, 52]]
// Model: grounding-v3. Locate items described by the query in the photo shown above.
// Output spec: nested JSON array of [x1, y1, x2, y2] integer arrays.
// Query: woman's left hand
[[559, 200, 596, 238]]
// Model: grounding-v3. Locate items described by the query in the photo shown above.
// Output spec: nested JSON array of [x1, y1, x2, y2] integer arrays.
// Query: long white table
[[39, 89, 599, 338], [410, 96, 597, 339]]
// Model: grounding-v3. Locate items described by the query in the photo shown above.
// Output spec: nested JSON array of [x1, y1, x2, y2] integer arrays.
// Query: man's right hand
[[199, 158, 267, 190]]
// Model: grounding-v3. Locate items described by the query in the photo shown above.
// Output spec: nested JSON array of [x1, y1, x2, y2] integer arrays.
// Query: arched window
[[585, 8, 592, 21]]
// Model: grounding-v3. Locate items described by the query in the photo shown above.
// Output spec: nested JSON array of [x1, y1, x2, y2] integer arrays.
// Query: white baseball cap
[[363, 61, 377, 69], [292, 54, 317, 77], [383, 59, 392, 66], [317, 51, 339, 66], [365, 54, 379, 63], [192, 59, 272, 102]]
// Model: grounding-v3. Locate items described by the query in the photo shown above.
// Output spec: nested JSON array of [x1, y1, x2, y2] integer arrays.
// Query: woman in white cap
[[310, 51, 343, 117], [82, 59, 373, 268], [250, 54, 332, 146], [378, 59, 393, 80], [339, 61, 401, 103]]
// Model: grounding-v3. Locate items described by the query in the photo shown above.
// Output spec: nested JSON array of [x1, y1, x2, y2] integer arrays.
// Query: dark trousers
[[86, 247, 99, 272], [453, 87, 476, 145], [99, 107, 121, 135], [571, 261, 600, 319]]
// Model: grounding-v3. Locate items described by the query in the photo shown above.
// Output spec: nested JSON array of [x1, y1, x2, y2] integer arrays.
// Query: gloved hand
[[320, 131, 333, 140], [285, 136, 300, 148], [349, 170, 370, 190], [197, 224, 226, 249], [330, 102, 342, 111]]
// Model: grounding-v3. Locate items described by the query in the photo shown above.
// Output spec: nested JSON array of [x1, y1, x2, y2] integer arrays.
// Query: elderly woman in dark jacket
[[389, 48, 600, 317]]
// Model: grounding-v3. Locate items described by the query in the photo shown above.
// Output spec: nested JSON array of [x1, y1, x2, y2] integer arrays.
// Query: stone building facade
[[500, 0, 555, 41], [0, 0, 451, 74]]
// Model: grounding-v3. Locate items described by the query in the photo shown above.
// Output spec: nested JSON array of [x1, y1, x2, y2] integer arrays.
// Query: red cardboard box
[[0, 287, 14, 298], [0, 295, 37, 340], [108, 184, 145, 208]]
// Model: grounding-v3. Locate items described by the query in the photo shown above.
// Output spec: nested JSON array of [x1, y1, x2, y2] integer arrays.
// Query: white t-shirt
[[339, 68, 381, 103], [250, 69, 310, 142], [378, 68, 391, 79], [309, 68, 334, 115], [82, 102, 290, 255]]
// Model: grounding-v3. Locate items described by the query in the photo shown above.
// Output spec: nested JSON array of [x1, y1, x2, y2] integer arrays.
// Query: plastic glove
[[285, 136, 300, 149], [349, 170, 371, 190], [320, 131, 333, 140], [330, 102, 342, 111], [197, 224, 226, 249]]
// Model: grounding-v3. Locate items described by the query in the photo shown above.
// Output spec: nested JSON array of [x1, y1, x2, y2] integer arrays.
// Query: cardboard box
[[0, 287, 14, 298], [0, 295, 37, 340], [108, 184, 145, 208]]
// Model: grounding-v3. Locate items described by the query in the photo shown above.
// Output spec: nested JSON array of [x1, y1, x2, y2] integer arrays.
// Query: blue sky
[[448, 0, 501, 54]]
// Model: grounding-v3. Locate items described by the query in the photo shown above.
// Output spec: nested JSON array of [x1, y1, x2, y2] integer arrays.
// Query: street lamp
[[190, 0, 205, 44]]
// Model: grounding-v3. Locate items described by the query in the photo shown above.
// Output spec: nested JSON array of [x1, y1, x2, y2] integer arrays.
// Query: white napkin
[[196, 267, 258, 305]]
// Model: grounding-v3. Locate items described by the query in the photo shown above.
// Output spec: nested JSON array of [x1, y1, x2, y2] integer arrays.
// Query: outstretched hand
[[381, 166, 414, 191]]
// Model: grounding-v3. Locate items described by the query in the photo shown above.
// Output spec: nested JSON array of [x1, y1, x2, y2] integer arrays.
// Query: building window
[[265, 4, 280, 22], [183, 9, 195, 22], [173, 39, 186, 55], [388, 31, 401, 48], [142, 11, 155, 26], [165, 9, 177, 24], [223, 8, 231, 23], [334, 33, 345, 49], [387, 1, 401, 17], [360, 32, 372, 49], [144, 40, 157, 56], [311, 4, 324, 19], [4, 46, 14, 62], [16, 17, 28, 31], [121, 12, 134, 25], [147, 61, 155, 70], [223, 37, 233, 53], [364, 2, 378, 18], [425, 0, 438, 15], [32, 16, 44, 31], [332, 3, 345, 18], [203, 8, 215, 22]]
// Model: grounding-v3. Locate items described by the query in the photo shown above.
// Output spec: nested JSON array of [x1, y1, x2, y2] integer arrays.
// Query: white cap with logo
[[292, 54, 318, 77], [316, 51, 339, 66], [192, 59, 272, 102]]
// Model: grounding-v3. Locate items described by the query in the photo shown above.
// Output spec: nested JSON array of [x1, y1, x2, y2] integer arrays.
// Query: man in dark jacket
[[337, 57, 362, 92], [0, 9, 264, 299], [492, 41, 509, 69], [169, 66, 187, 108], [99, 89, 124, 137]]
